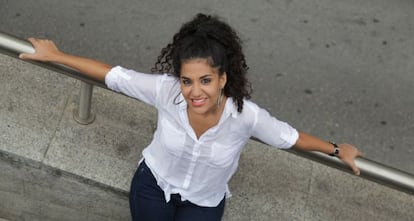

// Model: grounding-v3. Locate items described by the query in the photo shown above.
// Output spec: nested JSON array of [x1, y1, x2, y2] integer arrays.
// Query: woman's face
[[180, 58, 227, 116]]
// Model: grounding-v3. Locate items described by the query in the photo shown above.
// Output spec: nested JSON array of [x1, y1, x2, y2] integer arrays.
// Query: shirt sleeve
[[105, 66, 164, 106], [251, 106, 299, 149]]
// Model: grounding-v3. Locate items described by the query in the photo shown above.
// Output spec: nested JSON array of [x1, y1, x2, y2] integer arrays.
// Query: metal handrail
[[0, 31, 101, 124], [0, 32, 107, 88], [1, 31, 413, 195]]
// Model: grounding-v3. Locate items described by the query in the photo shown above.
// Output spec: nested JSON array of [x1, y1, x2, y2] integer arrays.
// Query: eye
[[200, 78, 211, 85], [181, 78, 191, 85]]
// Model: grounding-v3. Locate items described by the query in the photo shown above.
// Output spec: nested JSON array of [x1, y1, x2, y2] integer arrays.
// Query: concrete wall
[[0, 152, 130, 221]]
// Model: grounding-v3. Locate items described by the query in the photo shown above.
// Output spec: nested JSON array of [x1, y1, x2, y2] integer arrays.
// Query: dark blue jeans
[[129, 161, 226, 221]]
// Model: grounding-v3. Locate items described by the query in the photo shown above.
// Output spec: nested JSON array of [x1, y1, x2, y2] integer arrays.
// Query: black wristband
[[329, 142, 340, 157]]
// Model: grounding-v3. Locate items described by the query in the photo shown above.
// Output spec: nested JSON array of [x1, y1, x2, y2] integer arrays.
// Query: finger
[[27, 37, 50, 48], [19, 53, 31, 60], [19, 51, 40, 60], [20, 38, 38, 59], [349, 161, 360, 176], [27, 37, 38, 45]]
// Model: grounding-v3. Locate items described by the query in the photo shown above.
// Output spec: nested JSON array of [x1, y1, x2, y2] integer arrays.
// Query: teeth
[[192, 98, 205, 104]]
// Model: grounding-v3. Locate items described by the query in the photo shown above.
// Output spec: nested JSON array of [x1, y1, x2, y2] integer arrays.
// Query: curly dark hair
[[151, 13, 252, 112]]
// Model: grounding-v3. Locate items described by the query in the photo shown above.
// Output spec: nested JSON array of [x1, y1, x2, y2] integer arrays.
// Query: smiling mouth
[[191, 98, 207, 107]]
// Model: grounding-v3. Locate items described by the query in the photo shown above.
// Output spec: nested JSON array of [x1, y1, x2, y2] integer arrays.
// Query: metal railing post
[[73, 82, 95, 125]]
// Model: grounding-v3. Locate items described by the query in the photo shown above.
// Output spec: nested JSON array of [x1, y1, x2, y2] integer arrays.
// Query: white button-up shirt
[[105, 66, 299, 207]]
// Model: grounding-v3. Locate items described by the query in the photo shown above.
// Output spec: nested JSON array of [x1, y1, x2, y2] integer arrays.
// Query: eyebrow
[[180, 74, 212, 80]]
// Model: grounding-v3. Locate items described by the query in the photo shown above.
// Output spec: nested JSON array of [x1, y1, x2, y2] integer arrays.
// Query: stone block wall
[[0, 152, 130, 221]]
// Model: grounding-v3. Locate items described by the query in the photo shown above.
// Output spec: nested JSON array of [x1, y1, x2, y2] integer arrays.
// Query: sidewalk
[[1, 54, 413, 220]]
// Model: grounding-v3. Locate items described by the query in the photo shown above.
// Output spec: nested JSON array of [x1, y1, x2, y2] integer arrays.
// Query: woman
[[20, 13, 362, 221]]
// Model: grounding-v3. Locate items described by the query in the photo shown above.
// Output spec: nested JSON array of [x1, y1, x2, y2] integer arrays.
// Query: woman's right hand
[[19, 38, 63, 62], [19, 37, 112, 81]]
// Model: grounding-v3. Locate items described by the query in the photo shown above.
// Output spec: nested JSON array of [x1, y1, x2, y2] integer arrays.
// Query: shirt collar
[[178, 93, 187, 110], [223, 97, 239, 119]]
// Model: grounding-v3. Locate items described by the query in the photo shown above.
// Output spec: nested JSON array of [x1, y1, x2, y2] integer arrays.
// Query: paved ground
[[1, 0, 413, 173]]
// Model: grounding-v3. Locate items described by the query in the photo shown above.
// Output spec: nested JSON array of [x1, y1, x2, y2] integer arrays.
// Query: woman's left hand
[[337, 143, 363, 175]]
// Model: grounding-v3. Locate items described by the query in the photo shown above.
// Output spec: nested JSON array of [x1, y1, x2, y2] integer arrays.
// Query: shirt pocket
[[159, 118, 186, 157], [209, 141, 242, 168]]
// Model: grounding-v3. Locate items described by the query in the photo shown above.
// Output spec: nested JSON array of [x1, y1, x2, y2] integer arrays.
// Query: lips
[[191, 98, 207, 107]]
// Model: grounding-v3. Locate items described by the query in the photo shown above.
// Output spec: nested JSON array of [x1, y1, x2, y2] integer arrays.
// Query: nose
[[190, 82, 202, 97]]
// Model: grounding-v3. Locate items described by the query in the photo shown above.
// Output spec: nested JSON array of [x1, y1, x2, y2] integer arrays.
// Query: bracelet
[[329, 142, 340, 157]]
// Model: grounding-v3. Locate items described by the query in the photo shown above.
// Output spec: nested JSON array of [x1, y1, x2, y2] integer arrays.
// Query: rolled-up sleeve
[[105, 66, 164, 106], [251, 107, 299, 149]]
